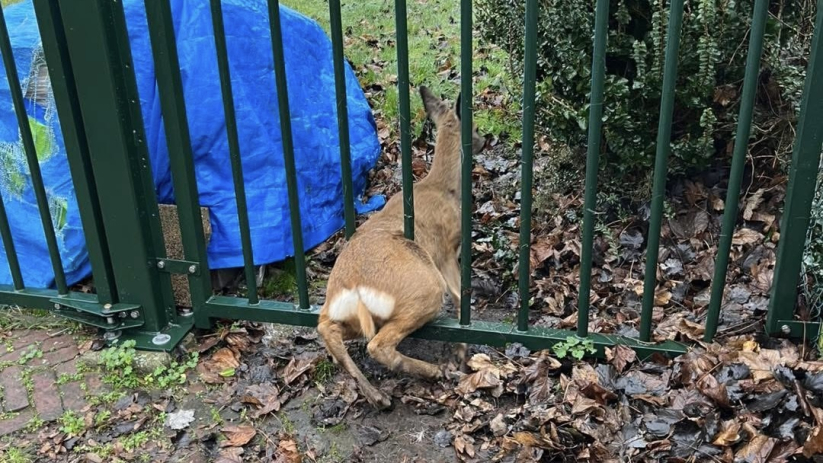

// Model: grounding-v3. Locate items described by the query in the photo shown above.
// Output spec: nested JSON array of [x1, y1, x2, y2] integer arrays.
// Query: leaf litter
[[17, 7, 821, 462]]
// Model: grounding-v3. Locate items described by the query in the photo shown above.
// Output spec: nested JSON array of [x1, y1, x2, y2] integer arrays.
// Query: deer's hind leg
[[365, 293, 445, 380], [317, 318, 392, 409]]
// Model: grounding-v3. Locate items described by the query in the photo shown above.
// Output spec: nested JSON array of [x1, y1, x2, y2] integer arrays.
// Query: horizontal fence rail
[[0, 0, 820, 356]]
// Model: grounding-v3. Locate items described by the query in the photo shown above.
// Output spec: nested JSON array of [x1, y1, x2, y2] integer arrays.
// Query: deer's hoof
[[368, 391, 393, 410], [440, 364, 465, 382]]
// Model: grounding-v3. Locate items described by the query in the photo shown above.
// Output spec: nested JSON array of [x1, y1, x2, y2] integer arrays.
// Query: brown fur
[[316, 86, 486, 409]]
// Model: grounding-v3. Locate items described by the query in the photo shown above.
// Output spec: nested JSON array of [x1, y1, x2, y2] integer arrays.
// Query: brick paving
[[0, 330, 101, 436]]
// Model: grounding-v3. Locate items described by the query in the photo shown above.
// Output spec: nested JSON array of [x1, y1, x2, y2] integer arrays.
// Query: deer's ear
[[455, 92, 462, 121], [420, 85, 447, 120]]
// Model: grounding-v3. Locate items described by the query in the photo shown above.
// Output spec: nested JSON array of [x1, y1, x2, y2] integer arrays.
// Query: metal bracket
[[50, 298, 144, 331], [155, 258, 201, 276], [51, 298, 140, 317], [774, 320, 821, 339]]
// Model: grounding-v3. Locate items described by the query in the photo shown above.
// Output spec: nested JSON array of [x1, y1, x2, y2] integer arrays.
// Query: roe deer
[[316, 86, 486, 409]]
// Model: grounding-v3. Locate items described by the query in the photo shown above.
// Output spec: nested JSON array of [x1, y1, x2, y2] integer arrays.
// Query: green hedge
[[477, 0, 815, 182]]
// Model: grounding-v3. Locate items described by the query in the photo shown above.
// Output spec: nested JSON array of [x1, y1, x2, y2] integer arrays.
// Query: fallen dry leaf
[[735, 434, 775, 462], [242, 384, 282, 418], [273, 438, 302, 463], [490, 413, 507, 437], [220, 425, 257, 448], [455, 368, 502, 396], [804, 425, 823, 457], [215, 447, 244, 463], [738, 348, 799, 383], [712, 420, 742, 446], [606, 345, 637, 373], [454, 435, 476, 459], [283, 357, 317, 386], [467, 353, 518, 378], [732, 228, 764, 246]]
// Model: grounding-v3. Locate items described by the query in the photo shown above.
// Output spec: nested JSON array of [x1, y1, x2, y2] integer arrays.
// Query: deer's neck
[[419, 131, 462, 198]]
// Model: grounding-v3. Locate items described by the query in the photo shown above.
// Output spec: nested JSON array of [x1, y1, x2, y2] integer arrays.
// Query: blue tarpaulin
[[0, 0, 383, 289]]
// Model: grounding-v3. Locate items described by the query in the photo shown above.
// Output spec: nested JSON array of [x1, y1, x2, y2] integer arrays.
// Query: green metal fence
[[0, 0, 822, 356]]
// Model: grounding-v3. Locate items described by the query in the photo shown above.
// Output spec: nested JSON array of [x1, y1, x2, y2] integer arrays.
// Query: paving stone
[[0, 366, 28, 412], [41, 345, 79, 367], [0, 344, 40, 364], [84, 373, 109, 395], [0, 409, 33, 436], [31, 371, 62, 421], [8, 330, 49, 349], [55, 358, 79, 378], [59, 381, 87, 413], [41, 334, 75, 353]]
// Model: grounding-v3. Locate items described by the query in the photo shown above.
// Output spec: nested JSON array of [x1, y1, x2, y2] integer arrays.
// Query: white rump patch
[[356, 287, 395, 319], [326, 287, 395, 322], [327, 289, 359, 321]]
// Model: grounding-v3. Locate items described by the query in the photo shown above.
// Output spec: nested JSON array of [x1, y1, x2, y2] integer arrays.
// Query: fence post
[[57, 0, 185, 349], [768, 0, 823, 337]]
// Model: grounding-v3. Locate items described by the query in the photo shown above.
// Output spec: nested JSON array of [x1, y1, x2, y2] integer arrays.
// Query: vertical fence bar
[[459, 0, 473, 326], [329, 0, 356, 239], [703, 0, 769, 342], [0, 190, 23, 290], [577, 0, 610, 338], [0, 6, 67, 295], [34, 0, 117, 303], [210, 0, 259, 305], [144, 0, 213, 310], [268, 0, 310, 310], [638, 0, 686, 342], [517, 0, 538, 332], [768, 0, 823, 336], [395, 0, 415, 240]]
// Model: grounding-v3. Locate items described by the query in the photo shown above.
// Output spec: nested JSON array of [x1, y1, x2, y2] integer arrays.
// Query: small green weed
[[143, 352, 199, 389], [74, 443, 113, 460], [99, 339, 139, 388], [277, 414, 295, 435], [94, 410, 111, 428], [0, 447, 33, 463], [552, 336, 597, 361], [121, 431, 151, 452], [320, 423, 346, 435], [23, 416, 44, 433], [58, 410, 85, 437], [313, 359, 336, 383], [56, 372, 82, 385], [210, 407, 223, 424], [17, 347, 41, 366], [88, 390, 125, 407]]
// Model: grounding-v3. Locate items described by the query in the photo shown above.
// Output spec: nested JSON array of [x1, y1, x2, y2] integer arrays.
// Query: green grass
[[285, 0, 521, 144], [261, 262, 299, 299], [0, 446, 33, 463], [0, 307, 83, 333], [313, 358, 336, 382]]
